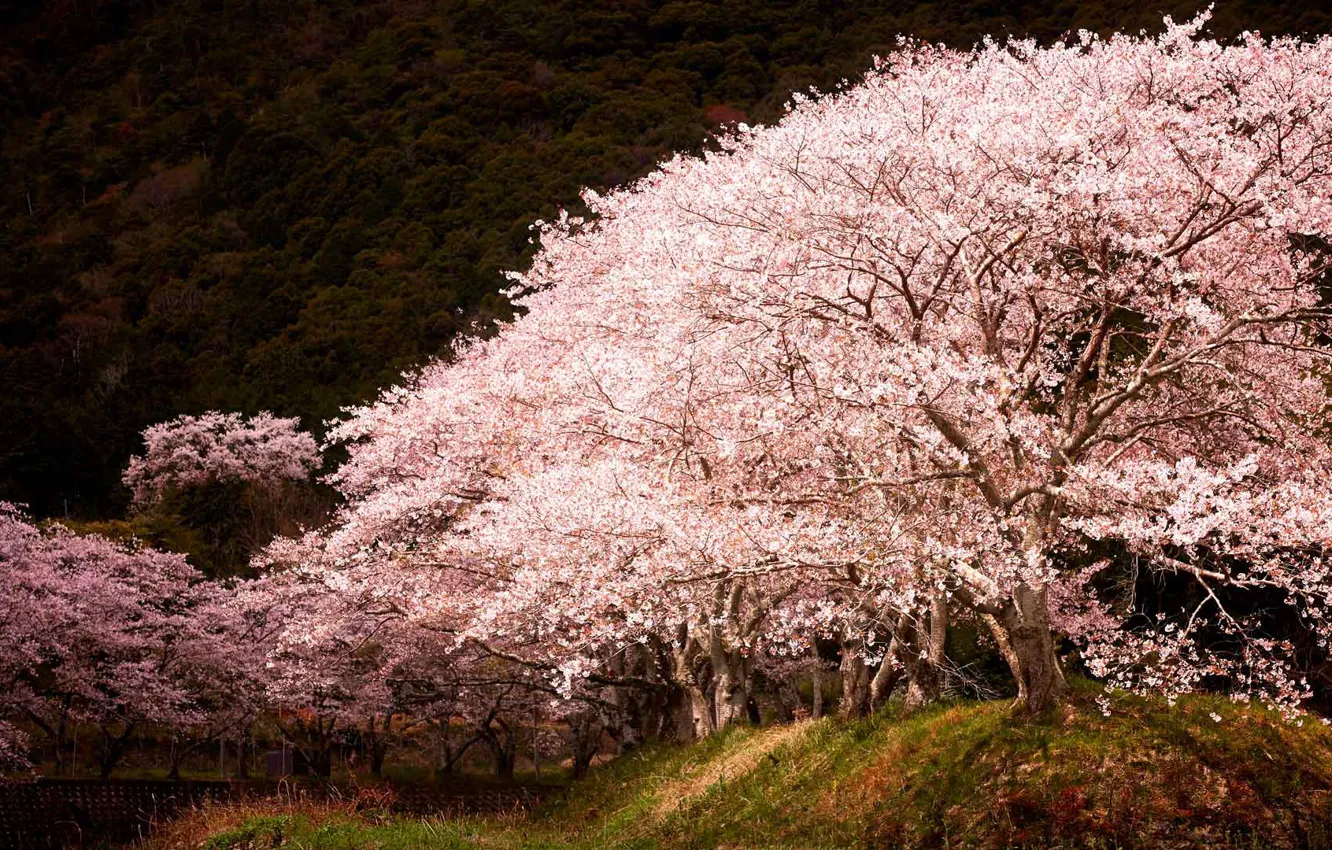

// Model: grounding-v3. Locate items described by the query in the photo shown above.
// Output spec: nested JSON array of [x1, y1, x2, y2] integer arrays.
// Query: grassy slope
[[166, 685, 1332, 850]]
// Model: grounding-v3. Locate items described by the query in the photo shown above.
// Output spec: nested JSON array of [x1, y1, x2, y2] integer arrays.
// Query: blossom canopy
[[271, 14, 1332, 717]]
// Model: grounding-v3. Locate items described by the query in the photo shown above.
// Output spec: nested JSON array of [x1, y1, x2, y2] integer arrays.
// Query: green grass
[[166, 685, 1332, 850]]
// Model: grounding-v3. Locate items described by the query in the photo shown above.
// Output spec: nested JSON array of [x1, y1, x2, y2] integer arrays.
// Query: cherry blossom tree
[[494, 16, 1332, 714], [157, 585, 269, 780], [264, 14, 1332, 730], [123, 411, 325, 575], [0, 503, 208, 773], [124, 411, 321, 507]]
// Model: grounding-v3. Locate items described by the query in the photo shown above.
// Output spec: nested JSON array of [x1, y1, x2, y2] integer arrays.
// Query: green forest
[[4, 0, 1332, 522]]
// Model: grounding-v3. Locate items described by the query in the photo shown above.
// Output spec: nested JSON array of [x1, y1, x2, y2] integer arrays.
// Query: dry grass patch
[[653, 720, 811, 817]]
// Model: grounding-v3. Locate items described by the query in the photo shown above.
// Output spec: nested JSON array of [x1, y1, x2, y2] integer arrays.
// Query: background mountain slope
[[4, 0, 1330, 518]]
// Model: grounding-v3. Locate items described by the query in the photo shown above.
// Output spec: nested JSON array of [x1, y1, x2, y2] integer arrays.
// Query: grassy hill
[[154, 684, 1332, 850]]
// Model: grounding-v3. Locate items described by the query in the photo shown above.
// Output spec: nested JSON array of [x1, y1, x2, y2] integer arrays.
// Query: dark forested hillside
[[3, 0, 1330, 518]]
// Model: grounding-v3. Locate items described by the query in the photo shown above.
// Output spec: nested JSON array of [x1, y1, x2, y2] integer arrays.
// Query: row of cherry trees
[[0, 502, 249, 776], [273, 14, 1332, 730], [0, 414, 622, 777], [7, 15, 1332, 777]]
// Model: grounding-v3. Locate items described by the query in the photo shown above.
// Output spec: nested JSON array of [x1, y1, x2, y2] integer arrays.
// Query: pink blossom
[[123, 411, 320, 507]]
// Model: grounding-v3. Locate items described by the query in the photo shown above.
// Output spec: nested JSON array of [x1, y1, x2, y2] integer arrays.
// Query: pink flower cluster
[[123, 411, 320, 507], [0, 504, 255, 768]]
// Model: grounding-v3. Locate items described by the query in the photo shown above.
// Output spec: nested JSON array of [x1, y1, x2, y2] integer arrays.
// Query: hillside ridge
[[159, 688, 1332, 849]]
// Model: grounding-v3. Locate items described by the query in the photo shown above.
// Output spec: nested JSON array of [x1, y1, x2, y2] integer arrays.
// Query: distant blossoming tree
[[123, 411, 320, 507], [123, 411, 325, 575], [0, 504, 209, 773]]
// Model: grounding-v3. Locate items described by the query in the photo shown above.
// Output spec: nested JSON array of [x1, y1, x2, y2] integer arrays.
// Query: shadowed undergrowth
[[154, 684, 1332, 850]]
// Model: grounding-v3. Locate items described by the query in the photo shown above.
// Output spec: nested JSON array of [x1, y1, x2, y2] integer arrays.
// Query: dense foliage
[[6, 0, 1332, 518]]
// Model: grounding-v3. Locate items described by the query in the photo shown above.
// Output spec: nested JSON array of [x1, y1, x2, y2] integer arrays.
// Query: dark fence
[[387, 782, 547, 814], [0, 779, 233, 848], [0, 778, 552, 848]]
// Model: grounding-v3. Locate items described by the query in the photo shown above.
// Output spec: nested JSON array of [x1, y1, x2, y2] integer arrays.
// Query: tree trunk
[[492, 743, 515, 780], [310, 746, 334, 778], [770, 674, 800, 723], [284, 714, 337, 778], [711, 658, 752, 731], [680, 684, 713, 741], [238, 735, 251, 780], [570, 715, 603, 780], [659, 684, 687, 743], [838, 644, 872, 719], [26, 702, 69, 775], [902, 595, 949, 709], [902, 657, 941, 709], [607, 649, 655, 751], [97, 724, 134, 780], [572, 746, 596, 780], [811, 666, 823, 720], [54, 706, 69, 776], [668, 627, 714, 742], [167, 736, 201, 781], [988, 584, 1068, 715], [869, 638, 902, 710], [441, 729, 481, 776], [366, 714, 390, 777], [480, 715, 517, 780]]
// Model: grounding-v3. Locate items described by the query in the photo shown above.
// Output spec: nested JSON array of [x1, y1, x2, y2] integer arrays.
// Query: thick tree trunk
[[708, 622, 755, 732], [669, 633, 716, 741], [869, 638, 902, 711], [605, 644, 661, 751], [659, 685, 686, 742], [682, 684, 713, 741], [569, 715, 603, 780], [988, 584, 1068, 715], [902, 595, 949, 709], [704, 580, 765, 733], [838, 644, 873, 718], [903, 663, 940, 709], [711, 659, 753, 731]]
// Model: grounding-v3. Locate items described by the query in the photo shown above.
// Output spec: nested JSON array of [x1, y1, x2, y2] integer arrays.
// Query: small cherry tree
[[124, 411, 324, 575]]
